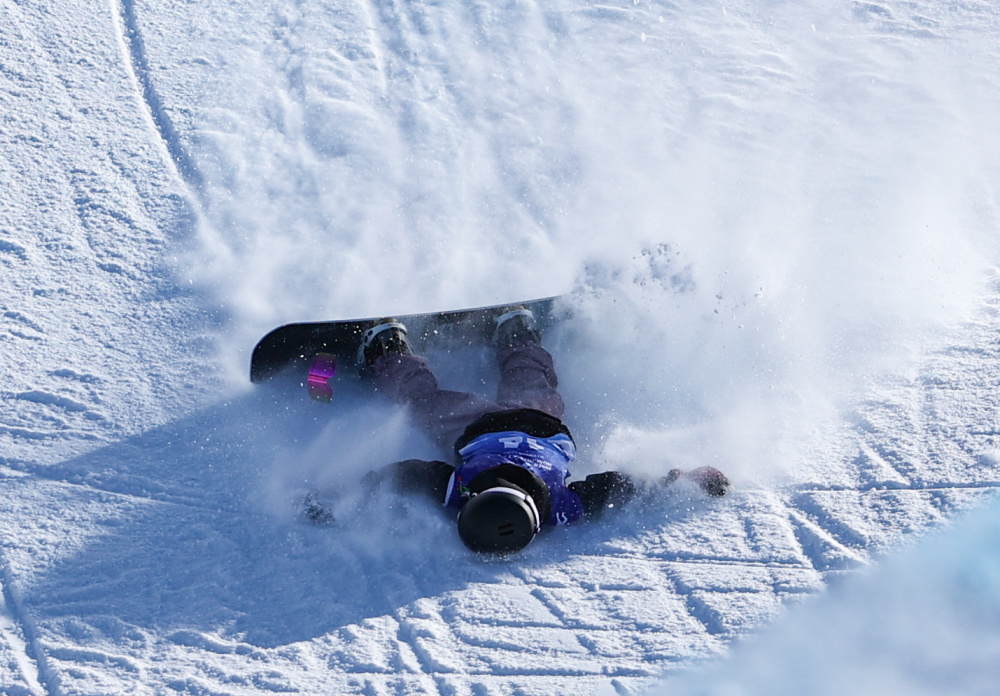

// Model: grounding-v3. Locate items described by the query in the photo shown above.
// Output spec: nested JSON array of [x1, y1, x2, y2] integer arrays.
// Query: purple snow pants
[[373, 346, 565, 449]]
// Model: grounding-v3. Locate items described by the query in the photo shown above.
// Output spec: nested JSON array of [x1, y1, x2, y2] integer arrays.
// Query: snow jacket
[[370, 408, 639, 523], [446, 408, 636, 525], [446, 430, 584, 526]]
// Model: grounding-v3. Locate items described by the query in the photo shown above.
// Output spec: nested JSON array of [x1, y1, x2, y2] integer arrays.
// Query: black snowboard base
[[250, 296, 563, 384]]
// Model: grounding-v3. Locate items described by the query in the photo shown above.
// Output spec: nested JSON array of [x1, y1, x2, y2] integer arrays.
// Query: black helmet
[[457, 486, 541, 554]]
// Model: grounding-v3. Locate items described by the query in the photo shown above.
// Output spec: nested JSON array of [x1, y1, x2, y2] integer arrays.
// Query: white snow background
[[1, 0, 999, 694]]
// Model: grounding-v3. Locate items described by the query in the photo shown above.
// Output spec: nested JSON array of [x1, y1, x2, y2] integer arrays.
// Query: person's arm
[[363, 458, 454, 503], [568, 471, 639, 520], [302, 459, 454, 525], [568, 466, 730, 520]]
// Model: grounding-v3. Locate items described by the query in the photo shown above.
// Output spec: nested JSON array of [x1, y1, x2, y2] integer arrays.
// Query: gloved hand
[[687, 466, 729, 497], [659, 466, 729, 497]]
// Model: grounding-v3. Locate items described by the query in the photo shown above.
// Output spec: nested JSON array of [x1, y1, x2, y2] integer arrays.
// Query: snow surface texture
[[657, 494, 1000, 696], [1, 0, 999, 694]]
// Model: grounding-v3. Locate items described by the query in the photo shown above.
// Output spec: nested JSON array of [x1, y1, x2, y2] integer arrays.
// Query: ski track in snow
[[1, 0, 999, 694], [114, 0, 205, 196]]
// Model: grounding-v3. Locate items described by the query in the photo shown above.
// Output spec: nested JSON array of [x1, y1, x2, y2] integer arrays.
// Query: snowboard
[[249, 296, 563, 386]]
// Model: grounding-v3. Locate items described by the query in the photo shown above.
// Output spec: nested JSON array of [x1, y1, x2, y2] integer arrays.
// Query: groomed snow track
[[2, 0, 999, 694]]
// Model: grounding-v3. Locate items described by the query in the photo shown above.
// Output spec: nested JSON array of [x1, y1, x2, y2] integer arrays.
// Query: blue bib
[[445, 431, 584, 525]]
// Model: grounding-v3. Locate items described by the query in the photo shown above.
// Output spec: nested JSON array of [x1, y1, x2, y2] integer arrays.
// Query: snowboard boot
[[358, 319, 412, 373], [494, 306, 541, 349]]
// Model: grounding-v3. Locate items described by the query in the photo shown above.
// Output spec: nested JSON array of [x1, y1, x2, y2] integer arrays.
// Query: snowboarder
[[337, 307, 728, 555]]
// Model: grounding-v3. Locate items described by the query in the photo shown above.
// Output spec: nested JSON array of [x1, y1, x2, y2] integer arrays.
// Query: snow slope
[[1, 0, 999, 694], [657, 494, 1000, 696]]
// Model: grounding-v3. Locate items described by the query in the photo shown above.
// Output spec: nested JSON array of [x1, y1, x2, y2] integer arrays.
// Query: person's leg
[[495, 345, 565, 419], [375, 353, 497, 449]]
